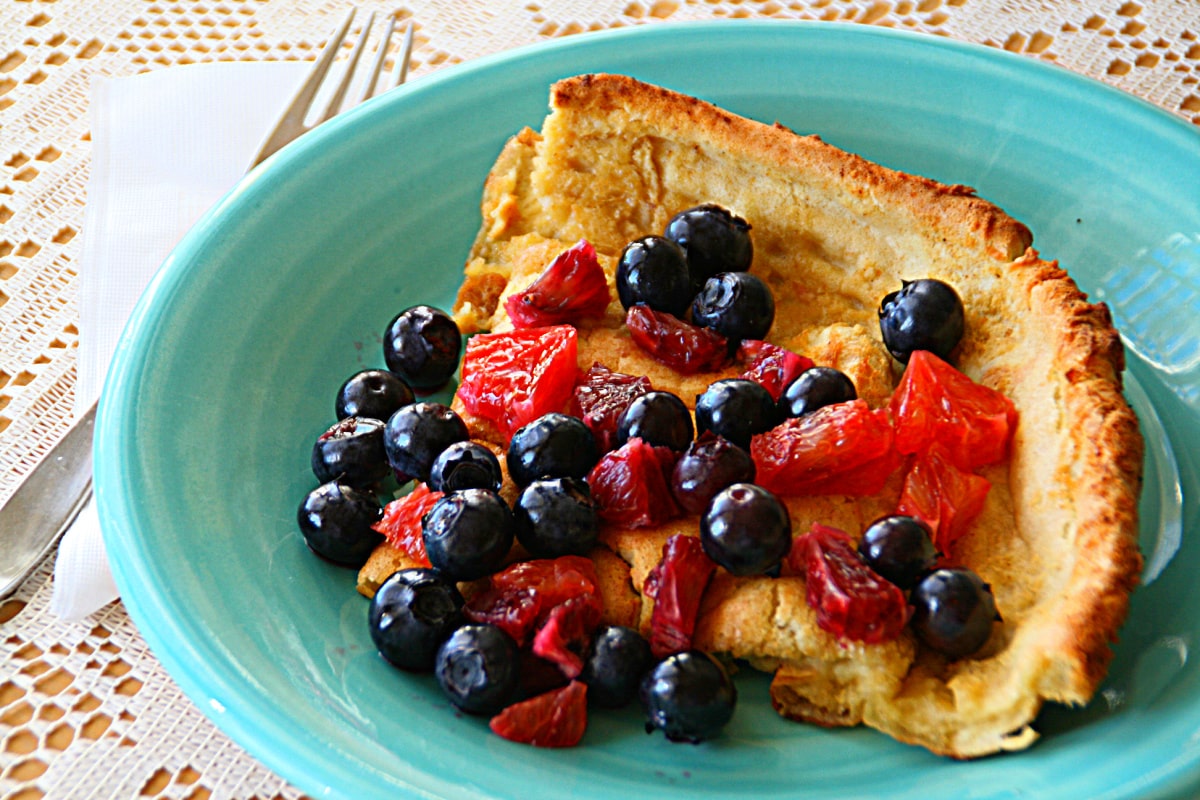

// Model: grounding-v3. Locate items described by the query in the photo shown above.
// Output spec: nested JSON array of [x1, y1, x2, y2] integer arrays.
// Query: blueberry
[[778, 366, 857, 419], [670, 433, 757, 516], [369, 568, 465, 672], [616, 236, 693, 317], [429, 440, 503, 493], [435, 623, 522, 715], [857, 515, 939, 590], [384, 402, 469, 483], [664, 204, 753, 291], [695, 379, 778, 450], [421, 489, 514, 582], [699, 483, 791, 576], [910, 568, 999, 659], [616, 391, 694, 452], [513, 477, 598, 558], [335, 369, 414, 421], [690, 272, 775, 343], [506, 413, 599, 487], [641, 650, 737, 743], [878, 278, 965, 363], [296, 481, 383, 566], [311, 416, 390, 487], [581, 625, 654, 708], [383, 305, 462, 392]]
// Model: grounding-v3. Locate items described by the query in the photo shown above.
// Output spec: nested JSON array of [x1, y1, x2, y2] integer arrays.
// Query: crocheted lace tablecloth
[[2, 1, 1198, 798]]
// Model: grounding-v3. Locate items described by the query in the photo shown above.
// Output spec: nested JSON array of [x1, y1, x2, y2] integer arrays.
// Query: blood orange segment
[[737, 340, 814, 402], [644, 534, 718, 659], [625, 305, 730, 374], [464, 556, 601, 646], [750, 399, 901, 496], [371, 483, 443, 565], [531, 594, 602, 679], [798, 523, 909, 644], [570, 363, 653, 453], [587, 437, 682, 528], [456, 325, 578, 441], [504, 240, 611, 328], [489, 680, 588, 747], [889, 349, 1018, 471], [897, 446, 991, 557]]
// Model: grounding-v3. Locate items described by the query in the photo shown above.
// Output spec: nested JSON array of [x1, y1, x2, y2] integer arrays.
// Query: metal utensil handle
[[0, 401, 97, 598]]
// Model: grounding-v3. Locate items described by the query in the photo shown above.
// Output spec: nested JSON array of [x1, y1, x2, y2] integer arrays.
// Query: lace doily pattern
[[2, 1, 1198, 798]]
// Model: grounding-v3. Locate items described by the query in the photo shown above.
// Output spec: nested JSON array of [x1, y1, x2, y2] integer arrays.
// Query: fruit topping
[[435, 623, 522, 716], [429, 440, 503, 493], [463, 555, 602, 646], [335, 368, 414, 421], [797, 523, 909, 644], [644, 534, 717, 659], [506, 412, 599, 487], [695, 378, 779, 450], [625, 305, 730, 375], [690, 271, 775, 343], [615, 236, 693, 318], [421, 488, 515, 581], [856, 515, 939, 590], [778, 366, 857, 419], [889, 349, 1018, 471], [616, 390, 694, 452], [490, 680, 589, 747], [664, 204, 753, 291], [504, 239, 611, 328], [513, 477, 599, 559], [369, 568, 465, 671], [751, 399, 901, 497], [910, 568, 999, 659], [587, 438, 682, 528], [383, 305, 463, 393], [383, 401, 470, 483], [531, 594, 601, 678], [670, 433, 757, 516], [457, 324, 579, 441], [736, 340, 814, 402], [311, 416, 390, 487], [296, 481, 383, 566], [372, 482, 443, 565], [700, 483, 791, 577], [580, 625, 654, 709], [640, 650, 737, 744], [897, 445, 991, 556], [570, 363, 653, 453], [878, 278, 965, 364]]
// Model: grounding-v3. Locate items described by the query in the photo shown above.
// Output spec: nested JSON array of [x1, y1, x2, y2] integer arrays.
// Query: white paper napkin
[[51, 61, 310, 621]]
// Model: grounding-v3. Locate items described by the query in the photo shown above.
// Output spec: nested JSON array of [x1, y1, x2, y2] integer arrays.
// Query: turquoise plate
[[99, 21, 1200, 800]]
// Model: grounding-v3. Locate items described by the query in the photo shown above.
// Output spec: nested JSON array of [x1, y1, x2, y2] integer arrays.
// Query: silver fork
[[0, 9, 416, 600], [251, 8, 415, 168]]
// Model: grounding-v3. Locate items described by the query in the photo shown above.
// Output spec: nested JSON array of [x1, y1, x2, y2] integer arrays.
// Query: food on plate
[[315, 73, 1142, 757]]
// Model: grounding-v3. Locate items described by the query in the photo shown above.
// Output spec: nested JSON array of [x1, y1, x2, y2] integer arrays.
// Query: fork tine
[[318, 10, 375, 123], [355, 14, 395, 105], [385, 21, 415, 90], [249, 7, 357, 167]]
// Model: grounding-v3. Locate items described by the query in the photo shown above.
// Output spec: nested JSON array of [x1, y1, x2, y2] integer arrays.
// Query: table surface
[[2, 1, 1199, 798]]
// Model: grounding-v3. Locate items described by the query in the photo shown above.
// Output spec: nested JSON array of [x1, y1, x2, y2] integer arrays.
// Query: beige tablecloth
[[2, 1, 1198, 797]]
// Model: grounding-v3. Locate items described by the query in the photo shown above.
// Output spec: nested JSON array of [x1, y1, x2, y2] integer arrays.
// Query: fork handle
[[0, 401, 96, 598]]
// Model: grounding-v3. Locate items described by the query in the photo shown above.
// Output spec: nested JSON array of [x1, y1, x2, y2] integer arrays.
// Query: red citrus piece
[[504, 240, 611, 328], [889, 349, 1018, 471], [750, 399, 901, 496], [489, 680, 588, 748], [457, 324, 578, 441], [587, 437, 682, 528], [625, 305, 730, 375], [531, 594, 602, 679], [736, 340, 814, 402], [570, 363, 652, 453], [371, 483, 443, 565], [464, 556, 601, 646], [644, 534, 717, 659], [897, 446, 991, 557], [797, 523, 909, 644]]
